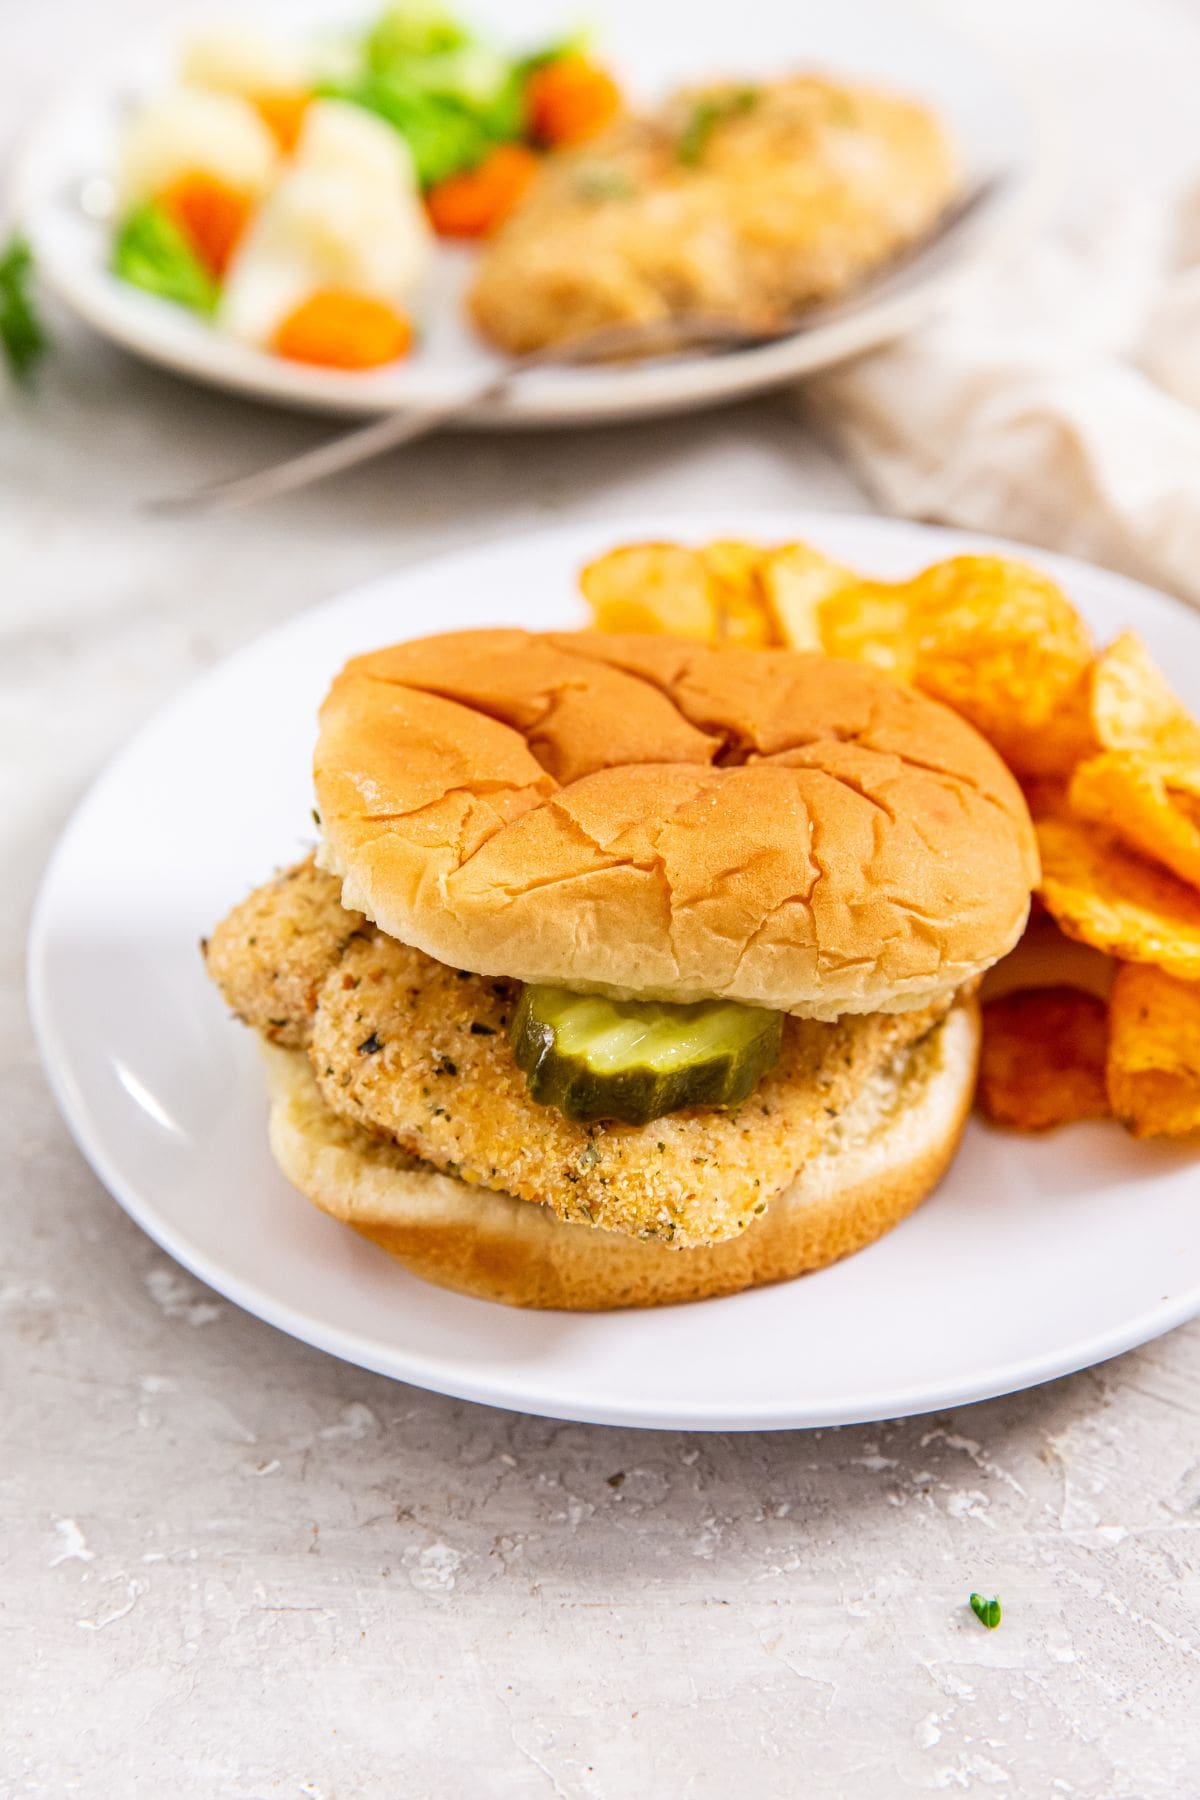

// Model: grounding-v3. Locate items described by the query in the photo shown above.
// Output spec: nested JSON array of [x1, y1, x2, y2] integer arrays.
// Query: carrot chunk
[[271, 290, 415, 369], [159, 171, 254, 277], [526, 56, 621, 147], [253, 91, 312, 154], [425, 143, 541, 239]]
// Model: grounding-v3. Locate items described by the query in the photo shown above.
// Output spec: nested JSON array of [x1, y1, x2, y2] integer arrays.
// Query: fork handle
[[144, 315, 761, 518], [146, 366, 518, 518]]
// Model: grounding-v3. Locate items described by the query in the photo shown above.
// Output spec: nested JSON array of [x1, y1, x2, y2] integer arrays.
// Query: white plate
[[13, 0, 1043, 425], [29, 514, 1200, 1430]]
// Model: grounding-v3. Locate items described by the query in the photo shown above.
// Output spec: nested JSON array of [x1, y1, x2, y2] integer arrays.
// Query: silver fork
[[146, 177, 1000, 518]]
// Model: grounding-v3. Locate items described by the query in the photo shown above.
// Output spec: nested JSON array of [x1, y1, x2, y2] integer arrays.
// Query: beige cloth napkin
[[806, 178, 1200, 604]]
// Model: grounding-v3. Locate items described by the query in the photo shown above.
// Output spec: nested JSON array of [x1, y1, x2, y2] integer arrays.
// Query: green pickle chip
[[510, 985, 783, 1125]]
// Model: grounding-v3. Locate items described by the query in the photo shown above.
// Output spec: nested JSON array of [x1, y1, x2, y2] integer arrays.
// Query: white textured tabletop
[[4, 1, 1200, 1794]]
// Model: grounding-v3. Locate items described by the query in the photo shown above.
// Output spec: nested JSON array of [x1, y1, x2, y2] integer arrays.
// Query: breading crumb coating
[[205, 857, 366, 1047]]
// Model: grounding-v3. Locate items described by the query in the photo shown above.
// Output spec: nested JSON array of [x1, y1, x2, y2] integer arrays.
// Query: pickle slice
[[510, 985, 783, 1125]]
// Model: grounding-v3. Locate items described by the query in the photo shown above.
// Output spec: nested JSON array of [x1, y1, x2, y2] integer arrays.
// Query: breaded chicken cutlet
[[207, 857, 951, 1247], [470, 74, 957, 353]]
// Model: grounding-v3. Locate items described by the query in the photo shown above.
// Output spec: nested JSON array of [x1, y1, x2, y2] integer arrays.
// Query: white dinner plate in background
[[28, 514, 1200, 1430], [13, 0, 1044, 423]]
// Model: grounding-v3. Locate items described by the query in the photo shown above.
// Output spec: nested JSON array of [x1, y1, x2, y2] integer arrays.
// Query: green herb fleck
[[358, 1032, 384, 1055], [677, 86, 758, 166], [577, 1141, 600, 1175], [435, 1055, 458, 1076], [469, 1021, 496, 1035], [0, 235, 49, 384], [969, 1593, 1001, 1630]]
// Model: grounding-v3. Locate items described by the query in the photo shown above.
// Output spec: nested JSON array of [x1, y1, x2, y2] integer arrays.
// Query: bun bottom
[[263, 1000, 979, 1311]]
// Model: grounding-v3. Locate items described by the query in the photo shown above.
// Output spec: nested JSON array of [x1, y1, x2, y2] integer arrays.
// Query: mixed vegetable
[[109, 4, 622, 370], [0, 236, 49, 383]]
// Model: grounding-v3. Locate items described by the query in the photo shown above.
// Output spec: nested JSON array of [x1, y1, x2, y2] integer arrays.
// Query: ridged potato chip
[[899, 556, 1096, 778], [759, 542, 860, 651], [1070, 751, 1200, 890], [819, 582, 916, 677], [1034, 806, 1200, 979], [768, 550, 1095, 774], [580, 543, 719, 640], [977, 986, 1110, 1131], [1087, 632, 1200, 758], [1108, 961, 1200, 1137], [700, 540, 776, 646]]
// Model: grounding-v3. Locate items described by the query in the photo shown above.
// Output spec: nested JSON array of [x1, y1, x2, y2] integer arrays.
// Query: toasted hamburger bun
[[315, 632, 1036, 1020], [263, 997, 979, 1311]]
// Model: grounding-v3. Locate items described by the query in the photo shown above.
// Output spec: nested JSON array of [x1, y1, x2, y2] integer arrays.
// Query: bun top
[[314, 630, 1038, 1017]]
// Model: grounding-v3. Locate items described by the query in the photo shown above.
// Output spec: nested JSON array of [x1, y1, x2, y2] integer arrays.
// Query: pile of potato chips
[[581, 538, 1200, 1139]]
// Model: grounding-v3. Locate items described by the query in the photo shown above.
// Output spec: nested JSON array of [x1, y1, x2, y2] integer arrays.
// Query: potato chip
[[977, 986, 1110, 1131], [819, 582, 917, 677], [1088, 631, 1200, 758], [1108, 961, 1200, 1137], [1034, 806, 1200, 980], [1070, 751, 1200, 890], [770, 550, 1096, 773], [700, 540, 776, 647], [759, 542, 868, 652], [899, 556, 1096, 778], [700, 541, 762, 590], [580, 543, 719, 641]]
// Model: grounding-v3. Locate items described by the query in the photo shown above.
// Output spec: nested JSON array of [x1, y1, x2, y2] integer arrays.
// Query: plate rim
[[28, 510, 1200, 1429], [12, 0, 1051, 425]]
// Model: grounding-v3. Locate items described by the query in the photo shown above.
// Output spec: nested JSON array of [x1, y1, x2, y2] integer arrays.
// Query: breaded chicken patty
[[204, 857, 366, 1049], [470, 75, 957, 353], [207, 858, 950, 1247]]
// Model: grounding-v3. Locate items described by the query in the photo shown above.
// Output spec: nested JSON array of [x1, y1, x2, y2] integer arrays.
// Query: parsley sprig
[[970, 1592, 1002, 1630], [0, 235, 49, 384]]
